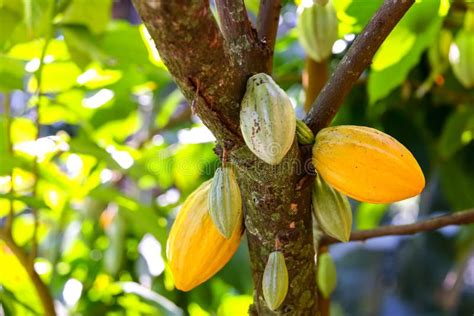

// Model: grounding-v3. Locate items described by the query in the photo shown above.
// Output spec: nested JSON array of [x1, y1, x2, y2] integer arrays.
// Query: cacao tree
[[1, 0, 474, 315]]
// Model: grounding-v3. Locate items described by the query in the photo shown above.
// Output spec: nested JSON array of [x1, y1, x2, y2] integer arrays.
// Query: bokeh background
[[0, 0, 473, 315]]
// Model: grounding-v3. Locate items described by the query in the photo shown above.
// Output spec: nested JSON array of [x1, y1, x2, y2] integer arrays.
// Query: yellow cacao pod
[[297, 0, 338, 62], [209, 165, 243, 239], [296, 119, 315, 145], [262, 251, 289, 311], [312, 125, 425, 203], [166, 180, 242, 291], [450, 17, 474, 88], [317, 253, 337, 299], [240, 73, 296, 165], [312, 173, 352, 242]]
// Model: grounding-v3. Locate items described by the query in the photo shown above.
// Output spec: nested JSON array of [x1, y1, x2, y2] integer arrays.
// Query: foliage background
[[0, 0, 473, 315]]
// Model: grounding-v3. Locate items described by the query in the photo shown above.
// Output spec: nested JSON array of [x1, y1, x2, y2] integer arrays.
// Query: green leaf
[[27, 61, 81, 93], [333, 0, 383, 35], [355, 202, 387, 230], [440, 147, 474, 210], [439, 106, 474, 159], [8, 38, 70, 61], [368, 0, 444, 104], [61, 0, 112, 34], [23, 0, 54, 39], [0, 55, 25, 91], [0, 6, 22, 51], [317, 253, 337, 299]]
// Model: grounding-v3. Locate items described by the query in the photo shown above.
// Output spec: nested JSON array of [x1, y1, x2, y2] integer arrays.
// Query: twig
[[257, 0, 282, 72], [304, 0, 415, 134], [321, 209, 474, 246]]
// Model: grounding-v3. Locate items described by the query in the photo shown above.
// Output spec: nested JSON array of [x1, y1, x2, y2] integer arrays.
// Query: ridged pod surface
[[209, 165, 243, 239], [317, 253, 337, 299], [166, 180, 242, 291], [262, 251, 289, 311], [450, 22, 474, 88], [312, 174, 352, 242], [313, 126, 425, 203], [297, 1, 338, 62], [296, 119, 315, 145], [240, 73, 296, 165]]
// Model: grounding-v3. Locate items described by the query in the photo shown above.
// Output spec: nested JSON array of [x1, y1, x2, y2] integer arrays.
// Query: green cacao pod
[[297, 0, 339, 62], [166, 180, 243, 291], [312, 125, 425, 203], [296, 119, 315, 145], [240, 73, 296, 165], [450, 12, 474, 88], [312, 173, 352, 242], [209, 165, 243, 239], [317, 253, 337, 299], [262, 251, 289, 311]]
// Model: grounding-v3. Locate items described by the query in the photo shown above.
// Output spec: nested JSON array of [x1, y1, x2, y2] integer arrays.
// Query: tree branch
[[304, 0, 415, 134], [216, 0, 257, 52], [0, 230, 56, 315], [321, 209, 474, 246], [132, 0, 266, 144], [257, 0, 282, 72]]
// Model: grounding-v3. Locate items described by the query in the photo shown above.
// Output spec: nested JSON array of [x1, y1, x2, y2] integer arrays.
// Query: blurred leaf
[[156, 89, 184, 128], [61, 0, 112, 34], [0, 55, 25, 91], [217, 295, 252, 316], [355, 202, 387, 230], [90, 186, 167, 246], [439, 106, 474, 159], [11, 117, 36, 144], [23, 0, 54, 39], [8, 38, 70, 61], [440, 146, 474, 210], [333, 0, 383, 35], [0, 115, 13, 175], [0, 242, 42, 314], [0, 6, 22, 51], [28, 61, 81, 93], [368, 0, 444, 104]]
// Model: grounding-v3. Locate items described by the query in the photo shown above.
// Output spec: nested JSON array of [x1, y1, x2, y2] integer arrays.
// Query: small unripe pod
[[262, 251, 289, 311], [296, 119, 315, 145], [209, 165, 243, 239], [312, 173, 352, 242], [317, 253, 337, 299], [297, 0, 338, 62], [240, 73, 296, 165]]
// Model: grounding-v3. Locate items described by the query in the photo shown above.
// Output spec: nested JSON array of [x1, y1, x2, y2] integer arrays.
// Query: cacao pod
[[166, 180, 242, 291], [317, 253, 337, 299], [296, 119, 315, 145], [209, 165, 243, 239], [312, 173, 352, 242], [262, 251, 289, 311], [240, 73, 296, 165], [312, 125, 425, 203], [297, 0, 338, 62], [450, 12, 474, 88]]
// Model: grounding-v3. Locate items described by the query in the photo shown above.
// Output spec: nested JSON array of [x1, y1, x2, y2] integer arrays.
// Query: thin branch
[[0, 230, 56, 315], [30, 33, 52, 263], [3, 93, 14, 233], [257, 0, 282, 72], [304, 0, 415, 134], [216, 0, 256, 48], [321, 209, 474, 246]]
